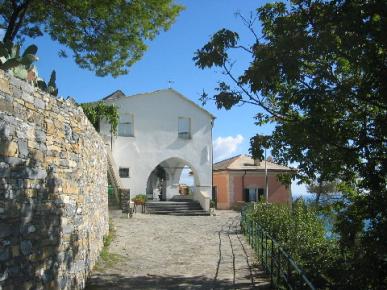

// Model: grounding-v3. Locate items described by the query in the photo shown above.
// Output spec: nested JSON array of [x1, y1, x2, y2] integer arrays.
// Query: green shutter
[[244, 188, 250, 202]]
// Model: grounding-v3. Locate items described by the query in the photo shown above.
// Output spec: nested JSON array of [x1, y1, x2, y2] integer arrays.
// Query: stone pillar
[[120, 188, 131, 212]]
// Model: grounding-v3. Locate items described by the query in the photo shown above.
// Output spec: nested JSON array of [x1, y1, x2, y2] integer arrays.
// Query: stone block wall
[[0, 70, 109, 289]]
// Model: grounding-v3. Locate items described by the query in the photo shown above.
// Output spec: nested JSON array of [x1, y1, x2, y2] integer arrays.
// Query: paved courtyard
[[86, 210, 270, 289]]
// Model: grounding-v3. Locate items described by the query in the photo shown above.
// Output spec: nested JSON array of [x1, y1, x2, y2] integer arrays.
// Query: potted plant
[[132, 194, 147, 205], [131, 194, 148, 213]]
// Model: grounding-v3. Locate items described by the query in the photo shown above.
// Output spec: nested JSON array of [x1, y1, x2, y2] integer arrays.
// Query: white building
[[99, 89, 214, 204]]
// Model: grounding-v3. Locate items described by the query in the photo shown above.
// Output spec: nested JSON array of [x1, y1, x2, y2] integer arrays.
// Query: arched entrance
[[146, 157, 199, 201]]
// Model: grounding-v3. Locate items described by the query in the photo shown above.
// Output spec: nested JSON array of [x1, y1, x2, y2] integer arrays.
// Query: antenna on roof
[[168, 80, 175, 89]]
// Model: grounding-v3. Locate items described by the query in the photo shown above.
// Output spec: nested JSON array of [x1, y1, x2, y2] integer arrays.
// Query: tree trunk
[[315, 192, 321, 205], [3, 0, 32, 43]]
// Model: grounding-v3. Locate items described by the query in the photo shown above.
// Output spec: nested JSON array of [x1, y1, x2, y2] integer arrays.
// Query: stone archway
[[145, 157, 200, 201]]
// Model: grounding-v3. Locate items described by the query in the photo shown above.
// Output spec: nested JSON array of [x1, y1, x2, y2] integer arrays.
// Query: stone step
[[146, 207, 204, 212], [146, 210, 211, 216], [145, 204, 202, 209], [146, 202, 201, 207], [146, 200, 199, 205], [145, 200, 209, 216]]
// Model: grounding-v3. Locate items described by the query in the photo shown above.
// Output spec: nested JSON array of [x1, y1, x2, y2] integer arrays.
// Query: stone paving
[[86, 210, 271, 289]]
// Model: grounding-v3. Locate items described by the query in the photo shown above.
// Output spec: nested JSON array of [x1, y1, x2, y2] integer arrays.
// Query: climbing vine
[[80, 102, 119, 134]]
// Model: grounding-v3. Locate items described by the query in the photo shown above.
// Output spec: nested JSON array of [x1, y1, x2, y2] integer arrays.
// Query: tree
[[306, 179, 338, 205], [194, 0, 386, 288], [0, 0, 183, 76]]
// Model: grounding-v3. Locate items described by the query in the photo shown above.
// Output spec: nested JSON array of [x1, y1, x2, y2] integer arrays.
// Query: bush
[[247, 200, 339, 288]]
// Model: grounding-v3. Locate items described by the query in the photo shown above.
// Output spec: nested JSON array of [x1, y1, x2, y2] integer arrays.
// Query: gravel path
[[86, 210, 270, 290]]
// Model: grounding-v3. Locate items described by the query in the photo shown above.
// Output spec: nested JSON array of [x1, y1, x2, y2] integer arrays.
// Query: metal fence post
[[265, 235, 268, 272], [271, 240, 274, 286], [277, 245, 281, 289], [261, 230, 264, 267], [287, 258, 292, 290], [256, 224, 259, 256], [249, 221, 251, 245]]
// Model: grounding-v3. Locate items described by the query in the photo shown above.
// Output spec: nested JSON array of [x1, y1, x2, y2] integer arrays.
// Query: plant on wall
[[0, 41, 59, 96], [80, 102, 119, 134], [0, 41, 38, 79], [36, 70, 58, 96]]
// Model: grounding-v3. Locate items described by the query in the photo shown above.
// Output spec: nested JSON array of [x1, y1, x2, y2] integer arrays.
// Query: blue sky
[[11, 0, 307, 197]]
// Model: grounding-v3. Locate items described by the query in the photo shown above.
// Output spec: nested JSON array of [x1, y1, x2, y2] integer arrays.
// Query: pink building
[[213, 155, 295, 209]]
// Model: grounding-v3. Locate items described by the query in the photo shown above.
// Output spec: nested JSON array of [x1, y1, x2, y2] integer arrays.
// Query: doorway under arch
[[146, 157, 199, 201]]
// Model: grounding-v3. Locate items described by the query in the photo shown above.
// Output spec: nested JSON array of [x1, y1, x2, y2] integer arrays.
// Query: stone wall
[[0, 70, 109, 289]]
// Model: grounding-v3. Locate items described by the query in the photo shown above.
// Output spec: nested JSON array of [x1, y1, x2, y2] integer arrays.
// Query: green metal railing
[[241, 206, 316, 290]]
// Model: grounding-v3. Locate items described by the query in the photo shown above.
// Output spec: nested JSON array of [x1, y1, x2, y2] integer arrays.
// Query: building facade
[[99, 89, 214, 201], [213, 155, 294, 209]]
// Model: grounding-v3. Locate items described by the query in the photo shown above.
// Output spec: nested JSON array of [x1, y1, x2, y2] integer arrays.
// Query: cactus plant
[[0, 41, 59, 96], [0, 41, 38, 79]]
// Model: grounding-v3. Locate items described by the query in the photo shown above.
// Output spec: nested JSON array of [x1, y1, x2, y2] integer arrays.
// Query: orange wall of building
[[232, 173, 290, 204], [213, 171, 291, 209], [213, 173, 229, 209]]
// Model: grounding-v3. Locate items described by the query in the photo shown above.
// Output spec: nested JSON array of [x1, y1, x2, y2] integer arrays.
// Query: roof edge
[[213, 154, 241, 165], [101, 88, 215, 119]]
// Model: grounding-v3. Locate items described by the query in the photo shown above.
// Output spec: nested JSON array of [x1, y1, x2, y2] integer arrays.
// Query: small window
[[118, 114, 134, 137], [244, 188, 265, 202], [178, 117, 191, 139], [119, 168, 129, 178]]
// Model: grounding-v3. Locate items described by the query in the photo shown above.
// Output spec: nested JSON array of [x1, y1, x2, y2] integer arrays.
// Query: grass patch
[[94, 218, 123, 270]]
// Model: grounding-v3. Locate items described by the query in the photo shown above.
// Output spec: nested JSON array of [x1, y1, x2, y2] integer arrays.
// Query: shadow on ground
[[85, 273, 271, 290]]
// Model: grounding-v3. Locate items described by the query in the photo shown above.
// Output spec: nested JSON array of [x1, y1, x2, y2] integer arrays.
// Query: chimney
[[254, 159, 261, 166]]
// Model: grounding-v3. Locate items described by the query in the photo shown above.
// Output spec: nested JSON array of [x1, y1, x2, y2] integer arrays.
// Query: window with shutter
[[244, 188, 264, 202], [178, 117, 191, 139], [244, 188, 250, 202], [118, 114, 134, 137]]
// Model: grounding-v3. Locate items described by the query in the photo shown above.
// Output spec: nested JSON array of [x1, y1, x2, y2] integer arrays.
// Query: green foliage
[[1, 0, 183, 77], [276, 172, 294, 188], [80, 102, 119, 134], [247, 201, 339, 288], [249, 134, 270, 161], [194, 28, 239, 69], [194, 1, 387, 287], [0, 41, 59, 96], [95, 218, 122, 269], [36, 70, 58, 96], [0, 41, 38, 78]]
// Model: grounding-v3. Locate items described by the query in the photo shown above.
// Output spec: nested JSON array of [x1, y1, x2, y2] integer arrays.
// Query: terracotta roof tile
[[214, 154, 295, 172]]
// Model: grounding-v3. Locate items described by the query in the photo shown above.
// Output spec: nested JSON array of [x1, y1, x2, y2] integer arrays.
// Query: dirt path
[[86, 210, 270, 290]]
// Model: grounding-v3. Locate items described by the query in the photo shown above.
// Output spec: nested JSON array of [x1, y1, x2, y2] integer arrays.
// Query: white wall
[[99, 89, 213, 200]]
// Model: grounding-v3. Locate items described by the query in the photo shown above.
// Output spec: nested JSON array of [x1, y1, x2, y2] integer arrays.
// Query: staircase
[[106, 145, 124, 207], [145, 196, 210, 216]]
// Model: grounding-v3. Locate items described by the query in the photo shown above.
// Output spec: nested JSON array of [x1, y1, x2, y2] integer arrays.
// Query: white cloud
[[213, 134, 244, 162]]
